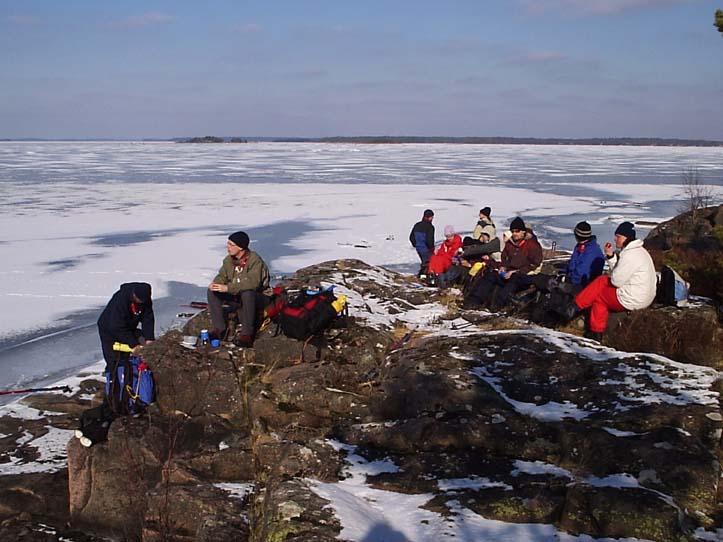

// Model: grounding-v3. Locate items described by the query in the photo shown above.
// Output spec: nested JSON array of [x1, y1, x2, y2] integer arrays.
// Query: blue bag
[[105, 355, 155, 415]]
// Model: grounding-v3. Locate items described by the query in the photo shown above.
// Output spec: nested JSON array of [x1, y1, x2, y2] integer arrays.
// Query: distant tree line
[[178, 136, 248, 143], [271, 136, 723, 147], [716, 9, 723, 34]]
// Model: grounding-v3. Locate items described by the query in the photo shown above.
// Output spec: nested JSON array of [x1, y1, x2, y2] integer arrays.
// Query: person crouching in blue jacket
[[565, 221, 605, 292], [409, 209, 435, 277]]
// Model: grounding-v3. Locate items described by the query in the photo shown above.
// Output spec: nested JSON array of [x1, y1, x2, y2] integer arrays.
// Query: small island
[[177, 136, 248, 143]]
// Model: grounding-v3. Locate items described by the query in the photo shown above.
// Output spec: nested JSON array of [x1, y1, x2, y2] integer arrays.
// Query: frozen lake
[[2, 141, 723, 187], [0, 141, 721, 393]]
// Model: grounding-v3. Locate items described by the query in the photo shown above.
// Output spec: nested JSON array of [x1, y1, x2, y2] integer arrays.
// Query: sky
[[1, 1, 722, 140]]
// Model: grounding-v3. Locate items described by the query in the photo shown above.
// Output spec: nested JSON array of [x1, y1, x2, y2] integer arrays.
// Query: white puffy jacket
[[608, 239, 657, 310]]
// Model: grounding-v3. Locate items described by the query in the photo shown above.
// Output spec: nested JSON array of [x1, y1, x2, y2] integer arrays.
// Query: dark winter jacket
[[213, 250, 270, 295], [409, 220, 435, 251], [462, 236, 502, 259], [501, 232, 543, 275], [97, 282, 155, 347], [566, 237, 604, 286]]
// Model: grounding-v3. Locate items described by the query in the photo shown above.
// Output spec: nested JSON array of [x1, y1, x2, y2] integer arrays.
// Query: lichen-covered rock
[[67, 417, 164, 539], [143, 484, 250, 542], [605, 302, 723, 369]]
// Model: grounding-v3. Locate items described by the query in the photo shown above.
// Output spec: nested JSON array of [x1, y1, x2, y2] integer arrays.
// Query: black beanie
[[614, 221, 636, 240], [133, 283, 152, 304], [423, 209, 434, 218], [480, 206, 491, 217], [510, 217, 526, 231], [228, 231, 250, 250], [574, 221, 592, 241]]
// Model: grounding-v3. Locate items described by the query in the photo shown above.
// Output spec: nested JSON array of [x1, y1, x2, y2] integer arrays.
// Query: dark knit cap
[[614, 221, 636, 240], [133, 283, 152, 304], [480, 206, 492, 217], [228, 231, 250, 250], [423, 209, 434, 218], [510, 217, 526, 231], [573, 221, 592, 241]]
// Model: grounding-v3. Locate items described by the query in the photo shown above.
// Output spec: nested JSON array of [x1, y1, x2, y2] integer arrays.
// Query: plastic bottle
[[331, 295, 347, 314]]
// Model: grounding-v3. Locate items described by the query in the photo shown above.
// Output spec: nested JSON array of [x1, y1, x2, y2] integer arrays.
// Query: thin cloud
[[521, 0, 688, 16], [6, 15, 41, 25], [288, 69, 328, 80], [111, 12, 174, 29], [504, 50, 569, 65], [238, 22, 262, 33]]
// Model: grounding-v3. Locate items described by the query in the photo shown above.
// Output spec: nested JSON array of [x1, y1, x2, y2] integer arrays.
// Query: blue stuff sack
[[105, 355, 155, 415]]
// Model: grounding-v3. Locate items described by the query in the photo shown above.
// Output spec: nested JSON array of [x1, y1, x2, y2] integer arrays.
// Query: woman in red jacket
[[428, 225, 463, 278]]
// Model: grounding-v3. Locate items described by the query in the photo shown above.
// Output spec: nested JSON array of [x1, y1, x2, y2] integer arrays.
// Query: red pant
[[575, 275, 625, 333]]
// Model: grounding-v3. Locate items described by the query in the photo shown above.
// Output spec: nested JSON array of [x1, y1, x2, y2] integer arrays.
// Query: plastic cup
[[210, 339, 221, 348]]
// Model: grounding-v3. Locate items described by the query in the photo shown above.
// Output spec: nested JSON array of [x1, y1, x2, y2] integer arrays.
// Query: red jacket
[[428, 234, 462, 274], [501, 232, 543, 274]]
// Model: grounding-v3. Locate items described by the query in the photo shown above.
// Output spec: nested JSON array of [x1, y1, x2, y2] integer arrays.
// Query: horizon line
[[2, 135, 723, 146]]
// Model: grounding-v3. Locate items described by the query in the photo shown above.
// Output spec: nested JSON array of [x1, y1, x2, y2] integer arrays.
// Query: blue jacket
[[409, 220, 435, 251], [566, 237, 604, 286]]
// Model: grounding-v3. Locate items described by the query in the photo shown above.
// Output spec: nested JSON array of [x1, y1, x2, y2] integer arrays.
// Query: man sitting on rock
[[529, 222, 605, 325], [572, 221, 656, 341], [464, 217, 543, 310], [564, 221, 605, 292], [208, 231, 270, 347]]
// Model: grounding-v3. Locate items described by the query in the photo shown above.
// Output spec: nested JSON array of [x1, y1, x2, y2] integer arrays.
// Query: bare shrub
[[680, 167, 714, 221]]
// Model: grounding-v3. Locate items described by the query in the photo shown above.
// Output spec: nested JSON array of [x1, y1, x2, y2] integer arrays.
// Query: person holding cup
[[572, 221, 656, 341], [207, 231, 270, 348]]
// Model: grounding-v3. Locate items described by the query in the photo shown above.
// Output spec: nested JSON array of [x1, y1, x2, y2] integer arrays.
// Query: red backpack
[[268, 287, 343, 340]]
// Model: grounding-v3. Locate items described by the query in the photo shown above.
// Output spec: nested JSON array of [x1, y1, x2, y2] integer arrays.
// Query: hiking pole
[[0, 385, 72, 396]]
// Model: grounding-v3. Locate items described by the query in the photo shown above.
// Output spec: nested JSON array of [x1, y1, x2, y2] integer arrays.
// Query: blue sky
[[1, 1, 722, 139]]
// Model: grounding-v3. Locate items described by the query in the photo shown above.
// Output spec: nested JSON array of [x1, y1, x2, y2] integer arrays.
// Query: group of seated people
[[411, 208, 657, 341]]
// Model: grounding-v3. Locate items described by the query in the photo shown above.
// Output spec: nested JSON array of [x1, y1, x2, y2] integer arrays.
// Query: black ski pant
[[207, 289, 264, 337], [467, 271, 536, 310], [99, 329, 142, 373], [416, 247, 431, 276]]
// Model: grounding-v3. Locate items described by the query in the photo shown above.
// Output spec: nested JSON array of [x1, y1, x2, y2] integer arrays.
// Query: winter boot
[[560, 301, 582, 322], [583, 330, 603, 342], [233, 334, 254, 348]]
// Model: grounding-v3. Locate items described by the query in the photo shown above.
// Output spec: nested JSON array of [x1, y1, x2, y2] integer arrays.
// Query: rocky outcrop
[[605, 302, 722, 369], [1, 259, 721, 541], [65, 260, 723, 541], [644, 204, 723, 307]]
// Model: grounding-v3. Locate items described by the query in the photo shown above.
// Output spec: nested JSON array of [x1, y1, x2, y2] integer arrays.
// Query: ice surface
[[1, 141, 720, 393]]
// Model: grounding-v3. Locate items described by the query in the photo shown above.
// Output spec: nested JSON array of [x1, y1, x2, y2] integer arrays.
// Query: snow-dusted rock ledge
[[0, 260, 720, 542]]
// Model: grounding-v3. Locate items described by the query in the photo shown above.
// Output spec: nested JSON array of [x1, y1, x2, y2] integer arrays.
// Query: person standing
[[207, 231, 270, 347], [573, 221, 656, 341], [97, 282, 155, 372], [409, 209, 435, 277]]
